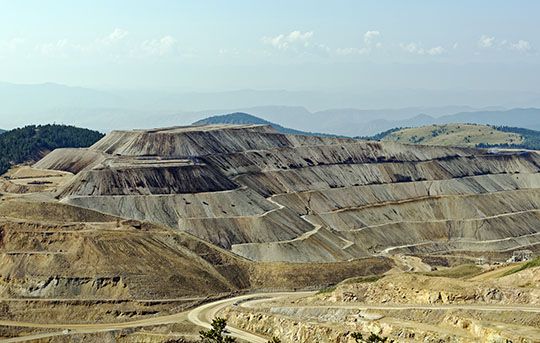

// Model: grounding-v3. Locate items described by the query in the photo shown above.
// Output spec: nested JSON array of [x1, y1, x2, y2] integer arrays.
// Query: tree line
[[0, 124, 104, 175]]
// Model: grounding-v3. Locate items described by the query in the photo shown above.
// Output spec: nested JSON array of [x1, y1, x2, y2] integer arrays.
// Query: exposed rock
[[32, 124, 540, 263]]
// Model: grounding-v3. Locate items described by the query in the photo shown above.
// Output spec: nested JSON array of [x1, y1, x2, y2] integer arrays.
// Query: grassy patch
[[502, 257, 540, 277], [421, 264, 483, 279]]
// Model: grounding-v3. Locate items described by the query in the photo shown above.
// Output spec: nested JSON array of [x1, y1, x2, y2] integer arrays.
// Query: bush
[[199, 317, 237, 343], [351, 332, 394, 342]]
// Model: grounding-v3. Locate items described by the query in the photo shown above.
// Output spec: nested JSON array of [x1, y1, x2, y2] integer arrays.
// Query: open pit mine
[[1, 124, 539, 342]]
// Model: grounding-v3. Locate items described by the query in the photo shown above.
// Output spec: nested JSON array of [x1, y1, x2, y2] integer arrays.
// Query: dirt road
[[0, 292, 310, 342], [2, 291, 540, 342], [187, 292, 315, 342]]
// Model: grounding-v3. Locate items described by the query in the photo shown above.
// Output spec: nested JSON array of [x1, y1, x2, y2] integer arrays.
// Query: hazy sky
[[0, 0, 539, 92]]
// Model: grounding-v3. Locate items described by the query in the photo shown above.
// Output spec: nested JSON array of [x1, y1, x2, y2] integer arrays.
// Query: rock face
[[223, 267, 540, 343], [325, 272, 540, 306], [37, 124, 540, 262]]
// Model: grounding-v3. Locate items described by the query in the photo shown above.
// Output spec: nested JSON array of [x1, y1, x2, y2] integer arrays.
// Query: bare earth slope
[[34, 124, 540, 263], [1, 123, 539, 342]]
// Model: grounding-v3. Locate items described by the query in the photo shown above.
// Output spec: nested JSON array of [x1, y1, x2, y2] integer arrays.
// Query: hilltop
[[378, 124, 522, 147], [0, 124, 104, 175], [362, 108, 540, 137], [375, 123, 540, 150], [193, 112, 342, 137], [31, 123, 540, 264]]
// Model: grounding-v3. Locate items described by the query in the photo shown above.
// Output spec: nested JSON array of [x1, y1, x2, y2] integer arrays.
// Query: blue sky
[[0, 0, 538, 91]]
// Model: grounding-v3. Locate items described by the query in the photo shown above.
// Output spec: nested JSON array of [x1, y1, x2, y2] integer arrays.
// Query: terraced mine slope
[[34, 124, 540, 263]]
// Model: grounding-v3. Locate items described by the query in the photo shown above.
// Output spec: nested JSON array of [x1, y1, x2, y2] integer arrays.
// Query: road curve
[[3, 290, 539, 342], [187, 292, 315, 343]]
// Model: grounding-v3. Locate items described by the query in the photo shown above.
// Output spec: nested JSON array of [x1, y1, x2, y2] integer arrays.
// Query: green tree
[[268, 337, 281, 343], [0, 124, 104, 175], [199, 317, 237, 343], [365, 332, 391, 343], [350, 332, 393, 343], [351, 332, 364, 342]]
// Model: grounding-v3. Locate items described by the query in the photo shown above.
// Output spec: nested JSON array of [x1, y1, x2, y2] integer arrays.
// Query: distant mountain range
[[193, 108, 540, 140], [1, 82, 540, 135], [362, 108, 540, 137], [192, 112, 342, 137]]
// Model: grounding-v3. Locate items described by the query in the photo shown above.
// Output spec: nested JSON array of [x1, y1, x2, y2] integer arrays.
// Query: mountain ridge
[[193, 112, 343, 137]]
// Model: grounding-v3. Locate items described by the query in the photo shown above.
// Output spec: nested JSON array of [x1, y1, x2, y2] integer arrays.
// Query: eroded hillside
[[1, 123, 539, 342], [33, 124, 540, 264]]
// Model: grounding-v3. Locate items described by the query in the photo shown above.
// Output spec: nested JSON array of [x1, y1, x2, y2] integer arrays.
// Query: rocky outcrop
[[322, 271, 540, 306]]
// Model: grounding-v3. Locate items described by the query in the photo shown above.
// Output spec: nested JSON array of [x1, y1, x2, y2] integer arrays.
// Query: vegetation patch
[[368, 123, 540, 150], [502, 257, 540, 276], [370, 123, 524, 148], [0, 124, 104, 175], [477, 126, 540, 150]]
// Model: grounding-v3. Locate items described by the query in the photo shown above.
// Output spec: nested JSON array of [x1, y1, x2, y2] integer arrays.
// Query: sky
[[0, 0, 539, 92]]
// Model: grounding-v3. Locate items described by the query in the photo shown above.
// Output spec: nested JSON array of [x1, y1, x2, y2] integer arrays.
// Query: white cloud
[[0, 38, 25, 56], [262, 30, 314, 50], [401, 42, 418, 54], [35, 39, 69, 57], [477, 34, 533, 53], [140, 35, 177, 56], [510, 39, 532, 52], [219, 48, 240, 55], [426, 46, 445, 55], [364, 30, 380, 45], [100, 28, 129, 45], [335, 30, 381, 57], [400, 42, 445, 55], [335, 47, 369, 56], [479, 35, 495, 48]]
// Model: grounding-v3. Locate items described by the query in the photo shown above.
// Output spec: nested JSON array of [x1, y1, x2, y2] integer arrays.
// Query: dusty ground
[[1, 124, 539, 342], [0, 166, 392, 342], [222, 263, 540, 342]]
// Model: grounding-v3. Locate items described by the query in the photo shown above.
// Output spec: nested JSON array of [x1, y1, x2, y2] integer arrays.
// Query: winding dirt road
[[187, 292, 312, 342], [2, 291, 540, 342]]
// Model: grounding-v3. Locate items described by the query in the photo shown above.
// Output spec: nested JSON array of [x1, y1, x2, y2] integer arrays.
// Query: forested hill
[[193, 112, 344, 137], [0, 124, 104, 175]]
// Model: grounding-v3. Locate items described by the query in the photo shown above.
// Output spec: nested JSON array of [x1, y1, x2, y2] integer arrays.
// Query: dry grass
[[420, 264, 483, 279], [502, 257, 540, 276], [382, 124, 523, 147]]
